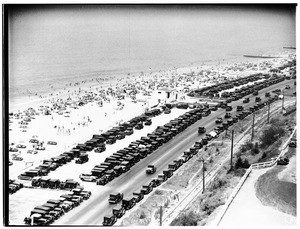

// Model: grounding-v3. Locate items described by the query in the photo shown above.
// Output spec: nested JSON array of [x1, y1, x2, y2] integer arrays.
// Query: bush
[[260, 125, 285, 148], [251, 142, 260, 155], [209, 176, 227, 190], [201, 195, 225, 215], [242, 159, 250, 168], [139, 211, 146, 219], [233, 168, 246, 177], [241, 141, 253, 153], [235, 157, 250, 169], [170, 211, 199, 226], [261, 152, 267, 159], [235, 157, 243, 169], [154, 190, 163, 195]]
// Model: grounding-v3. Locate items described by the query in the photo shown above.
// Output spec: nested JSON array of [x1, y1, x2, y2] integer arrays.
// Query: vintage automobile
[[79, 173, 97, 182]]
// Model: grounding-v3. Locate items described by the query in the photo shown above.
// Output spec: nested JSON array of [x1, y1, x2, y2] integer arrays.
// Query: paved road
[[54, 78, 294, 225]]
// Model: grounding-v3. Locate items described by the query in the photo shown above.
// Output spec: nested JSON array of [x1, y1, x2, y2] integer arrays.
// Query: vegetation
[[139, 211, 146, 219], [240, 141, 253, 153], [170, 211, 199, 226], [209, 176, 227, 190], [251, 142, 260, 155], [200, 195, 225, 215], [259, 124, 285, 148], [154, 189, 163, 195], [235, 157, 250, 169]]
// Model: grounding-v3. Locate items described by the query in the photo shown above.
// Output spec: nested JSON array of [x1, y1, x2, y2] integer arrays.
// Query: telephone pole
[[282, 89, 285, 112], [202, 158, 205, 193], [230, 130, 234, 170], [251, 111, 255, 141], [159, 206, 163, 226], [267, 101, 270, 123]]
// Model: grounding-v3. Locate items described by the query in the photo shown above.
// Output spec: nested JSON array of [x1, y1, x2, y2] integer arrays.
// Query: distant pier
[[243, 54, 280, 59], [283, 46, 296, 49]]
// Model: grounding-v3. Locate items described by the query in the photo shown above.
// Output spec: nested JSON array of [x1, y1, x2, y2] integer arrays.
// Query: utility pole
[[267, 101, 270, 123], [202, 158, 205, 193], [282, 89, 285, 112], [159, 206, 163, 226], [230, 130, 234, 170], [251, 111, 255, 141]]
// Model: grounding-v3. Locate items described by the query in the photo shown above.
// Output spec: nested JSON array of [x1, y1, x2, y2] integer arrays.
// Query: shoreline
[[8, 50, 294, 113]]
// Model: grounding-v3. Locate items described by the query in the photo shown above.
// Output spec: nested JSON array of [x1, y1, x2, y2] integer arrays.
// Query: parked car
[[108, 193, 123, 204], [29, 139, 39, 143], [243, 98, 250, 103], [224, 113, 231, 118], [75, 153, 89, 164], [12, 156, 23, 161], [16, 144, 26, 148], [79, 173, 97, 182], [47, 141, 57, 145], [144, 119, 152, 126], [102, 215, 117, 226], [277, 156, 289, 165], [215, 117, 223, 124], [112, 205, 126, 218], [35, 145, 46, 150], [9, 147, 18, 152], [289, 140, 296, 148]]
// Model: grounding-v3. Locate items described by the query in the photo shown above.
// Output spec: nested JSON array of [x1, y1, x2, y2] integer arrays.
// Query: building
[[154, 88, 179, 104]]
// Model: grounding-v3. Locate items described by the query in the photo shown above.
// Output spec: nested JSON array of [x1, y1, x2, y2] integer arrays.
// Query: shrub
[[140, 211, 146, 219], [209, 176, 227, 190], [241, 141, 253, 153], [170, 211, 199, 226], [259, 125, 285, 148], [235, 157, 250, 169], [235, 157, 243, 169], [201, 195, 225, 215], [233, 168, 246, 177], [261, 152, 267, 159], [242, 159, 250, 168], [251, 142, 260, 155], [154, 189, 163, 195]]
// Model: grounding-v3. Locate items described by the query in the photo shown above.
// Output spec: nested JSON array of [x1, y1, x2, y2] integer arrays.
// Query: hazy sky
[[7, 4, 296, 85]]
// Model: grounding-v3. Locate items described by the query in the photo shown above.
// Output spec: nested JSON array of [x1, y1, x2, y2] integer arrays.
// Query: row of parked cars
[[190, 70, 286, 103], [85, 106, 205, 187], [16, 108, 164, 182], [85, 108, 162, 148], [190, 73, 263, 98], [102, 105, 220, 226], [18, 150, 79, 181], [31, 177, 81, 190], [8, 179, 24, 194], [24, 187, 91, 226]]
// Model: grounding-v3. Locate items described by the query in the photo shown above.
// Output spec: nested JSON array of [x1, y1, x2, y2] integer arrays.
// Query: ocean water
[[8, 5, 296, 100]]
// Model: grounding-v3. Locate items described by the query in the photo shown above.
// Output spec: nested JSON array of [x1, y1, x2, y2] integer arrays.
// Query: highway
[[54, 78, 294, 225]]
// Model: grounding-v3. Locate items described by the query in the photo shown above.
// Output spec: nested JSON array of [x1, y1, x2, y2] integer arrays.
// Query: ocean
[[7, 5, 296, 100]]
